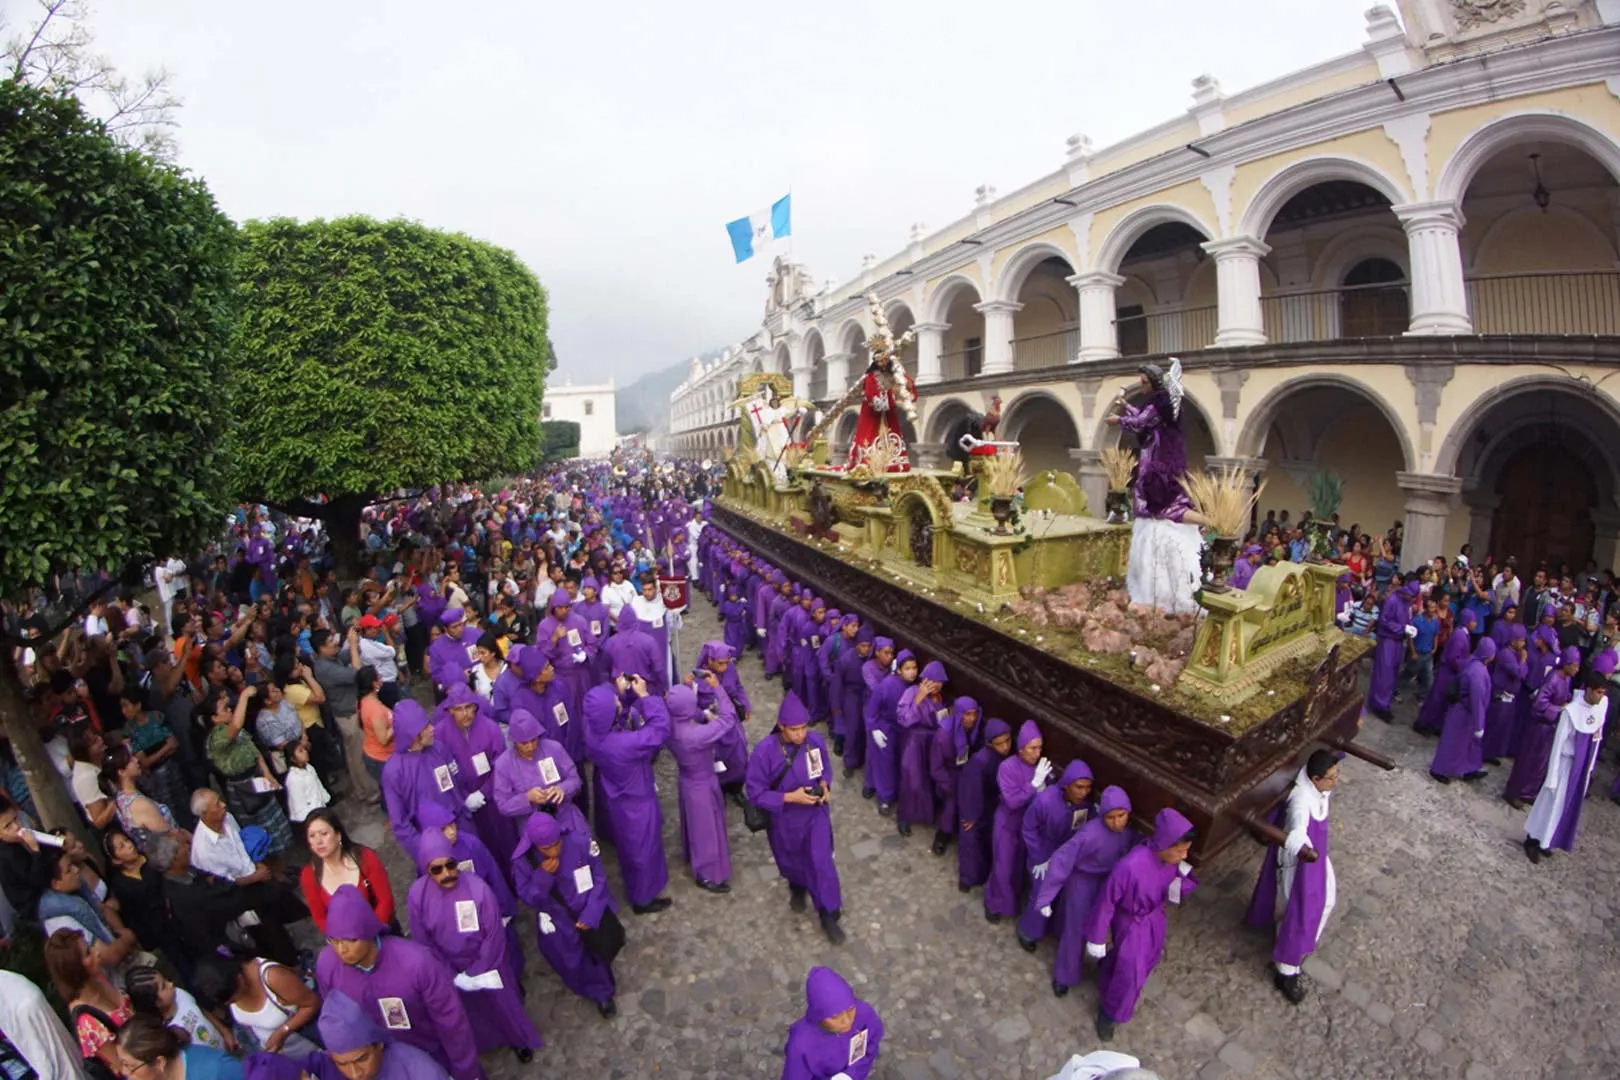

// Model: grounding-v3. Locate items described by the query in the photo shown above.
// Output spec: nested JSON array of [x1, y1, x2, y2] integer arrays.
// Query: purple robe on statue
[[305, 991, 450, 1080], [382, 702, 471, 860], [405, 835, 540, 1054], [583, 685, 671, 907], [985, 722, 1042, 918], [1480, 628, 1527, 761], [1504, 649, 1579, 802], [1243, 768, 1334, 974], [896, 662, 949, 828], [863, 648, 911, 805], [780, 967, 884, 1080], [928, 697, 982, 838], [745, 693, 842, 915], [1034, 786, 1134, 990], [1368, 582, 1419, 714], [432, 686, 518, 880], [1117, 389, 1192, 522], [666, 682, 738, 885], [955, 715, 1009, 877], [509, 814, 619, 1005], [1415, 612, 1475, 734], [1016, 760, 1094, 942], [1431, 637, 1495, 778], [1084, 809, 1199, 1025], [315, 887, 482, 1080]]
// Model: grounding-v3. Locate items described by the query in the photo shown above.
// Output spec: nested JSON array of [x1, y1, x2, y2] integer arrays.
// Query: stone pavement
[[336, 600, 1620, 1080]]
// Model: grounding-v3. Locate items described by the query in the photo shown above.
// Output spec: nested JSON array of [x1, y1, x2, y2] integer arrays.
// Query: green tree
[[229, 216, 551, 576], [541, 420, 581, 462], [0, 78, 236, 829]]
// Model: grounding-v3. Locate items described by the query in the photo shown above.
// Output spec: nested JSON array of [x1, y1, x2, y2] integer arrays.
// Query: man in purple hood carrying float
[[583, 680, 674, 914], [1032, 785, 1135, 1000], [1366, 580, 1420, 721], [381, 702, 472, 861], [779, 966, 884, 1080], [1245, 749, 1339, 1004]]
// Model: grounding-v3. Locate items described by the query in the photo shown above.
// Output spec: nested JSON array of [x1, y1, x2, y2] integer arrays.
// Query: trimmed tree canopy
[[0, 78, 237, 602], [541, 419, 581, 462], [228, 216, 551, 560]]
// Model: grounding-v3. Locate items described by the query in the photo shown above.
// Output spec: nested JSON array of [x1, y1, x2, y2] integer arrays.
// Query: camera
[[805, 782, 826, 800]]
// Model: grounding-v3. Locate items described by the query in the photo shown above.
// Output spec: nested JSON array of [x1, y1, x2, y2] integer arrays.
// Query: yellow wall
[[1426, 83, 1620, 196]]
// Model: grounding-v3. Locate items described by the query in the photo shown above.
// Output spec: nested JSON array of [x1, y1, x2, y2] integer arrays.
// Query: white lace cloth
[[1126, 517, 1203, 616]]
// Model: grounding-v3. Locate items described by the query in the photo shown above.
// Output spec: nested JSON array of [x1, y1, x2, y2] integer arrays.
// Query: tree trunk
[[323, 494, 369, 582], [0, 657, 86, 840]]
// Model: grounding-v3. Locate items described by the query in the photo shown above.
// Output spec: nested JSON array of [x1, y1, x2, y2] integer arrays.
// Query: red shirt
[[300, 845, 395, 933]]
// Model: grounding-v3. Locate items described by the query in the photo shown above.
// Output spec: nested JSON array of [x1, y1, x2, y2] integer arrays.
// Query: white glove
[[1336, 608, 1351, 626], [757, 628, 767, 638], [1032, 758, 1054, 789], [1167, 877, 1183, 905], [1030, 861, 1049, 881], [712, 760, 726, 774], [1039, 905, 1052, 918], [1086, 942, 1107, 959], [538, 912, 556, 936], [452, 972, 478, 992], [1474, 729, 1485, 739], [454, 969, 503, 991], [572, 649, 588, 664], [463, 790, 487, 813], [501, 915, 511, 927], [872, 730, 888, 750], [832, 1074, 854, 1080], [1404, 623, 1418, 639], [1178, 860, 1193, 876]]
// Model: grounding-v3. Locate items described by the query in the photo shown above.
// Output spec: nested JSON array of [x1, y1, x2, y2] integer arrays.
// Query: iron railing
[[1116, 304, 1219, 356], [1009, 328, 1079, 371], [1466, 271, 1620, 336], [939, 347, 982, 382]]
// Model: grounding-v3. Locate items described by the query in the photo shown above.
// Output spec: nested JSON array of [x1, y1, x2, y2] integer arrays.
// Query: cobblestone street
[[343, 596, 1620, 1080]]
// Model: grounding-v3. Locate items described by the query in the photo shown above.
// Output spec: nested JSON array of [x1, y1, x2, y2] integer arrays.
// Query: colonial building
[[543, 378, 618, 458], [667, 1, 1620, 571]]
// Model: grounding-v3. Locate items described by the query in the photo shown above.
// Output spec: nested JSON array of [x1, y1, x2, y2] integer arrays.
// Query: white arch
[[882, 298, 917, 327], [1237, 373, 1415, 473], [923, 395, 981, 445], [771, 342, 792, 375], [1309, 226, 1410, 291], [833, 318, 865, 356], [801, 327, 826, 361], [994, 241, 1077, 304], [1236, 155, 1410, 240], [1436, 111, 1620, 206], [924, 273, 984, 324], [1466, 204, 1619, 274], [1095, 203, 1218, 275]]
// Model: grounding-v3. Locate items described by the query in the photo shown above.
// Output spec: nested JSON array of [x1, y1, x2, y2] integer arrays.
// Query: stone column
[[1463, 491, 1500, 559], [1201, 236, 1271, 347], [1068, 449, 1109, 521], [824, 352, 851, 400], [974, 300, 1022, 376], [1394, 201, 1472, 335], [791, 365, 812, 402], [1593, 510, 1620, 573], [1068, 271, 1124, 363], [912, 322, 949, 385], [1398, 472, 1462, 572]]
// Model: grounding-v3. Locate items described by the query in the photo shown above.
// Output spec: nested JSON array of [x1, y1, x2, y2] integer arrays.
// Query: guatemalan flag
[[725, 195, 791, 263]]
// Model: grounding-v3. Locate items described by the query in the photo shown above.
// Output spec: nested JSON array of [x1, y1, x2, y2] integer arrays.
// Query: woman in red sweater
[[298, 809, 398, 934]]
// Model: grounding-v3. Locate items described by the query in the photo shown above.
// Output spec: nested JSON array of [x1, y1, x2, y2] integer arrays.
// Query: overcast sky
[[86, 0, 1372, 385]]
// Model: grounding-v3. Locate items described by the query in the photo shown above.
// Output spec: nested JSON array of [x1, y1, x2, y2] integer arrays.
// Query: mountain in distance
[[617, 347, 727, 435]]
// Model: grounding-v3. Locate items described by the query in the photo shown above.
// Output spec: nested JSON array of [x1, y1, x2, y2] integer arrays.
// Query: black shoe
[[597, 998, 617, 1019], [1483, 757, 1502, 766], [631, 897, 673, 915], [896, 820, 911, 837], [1430, 771, 1452, 785], [877, 802, 893, 818], [819, 910, 846, 946], [985, 911, 1002, 924], [727, 789, 748, 810], [1095, 1013, 1116, 1041], [789, 886, 808, 913], [958, 883, 972, 894], [832, 735, 845, 757], [1052, 980, 1069, 998], [515, 1048, 534, 1064], [695, 879, 731, 894], [844, 767, 857, 780], [1523, 836, 1543, 864], [1507, 797, 1529, 810], [861, 787, 875, 800], [1274, 971, 1306, 1004], [931, 831, 949, 856], [1016, 931, 1038, 954], [1370, 708, 1393, 722], [1462, 770, 1489, 782]]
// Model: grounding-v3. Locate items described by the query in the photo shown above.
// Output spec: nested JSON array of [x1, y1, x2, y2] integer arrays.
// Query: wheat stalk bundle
[[1098, 447, 1137, 492], [1178, 465, 1267, 538], [982, 451, 1030, 498]]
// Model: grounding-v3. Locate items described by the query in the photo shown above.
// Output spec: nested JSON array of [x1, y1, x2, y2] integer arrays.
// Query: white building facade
[[667, 1, 1620, 573], [543, 378, 618, 458]]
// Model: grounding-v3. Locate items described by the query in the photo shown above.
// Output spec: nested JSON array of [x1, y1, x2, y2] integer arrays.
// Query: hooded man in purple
[[719, 571, 752, 656], [424, 609, 477, 698], [863, 645, 913, 815], [927, 695, 981, 857], [412, 800, 516, 919], [1229, 545, 1263, 590], [764, 579, 796, 678], [1505, 645, 1582, 806], [575, 576, 612, 657], [695, 641, 751, 803], [492, 707, 588, 837], [985, 721, 1048, 921], [315, 886, 481, 1080], [955, 716, 1010, 892], [603, 605, 663, 691], [1430, 636, 1495, 783], [786, 595, 826, 718], [747, 691, 845, 945], [1415, 609, 1476, 735], [1016, 759, 1095, 950], [406, 833, 539, 1063], [666, 677, 739, 892], [780, 966, 884, 1080], [1033, 785, 1134, 998], [812, 608, 843, 726], [1525, 672, 1609, 861], [432, 684, 517, 877], [535, 591, 597, 734], [895, 659, 949, 840], [1083, 807, 1198, 1040], [1367, 580, 1420, 720], [819, 615, 858, 752], [1481, 623, 1528, 762], [583, 679, 674, 914], [1244, 750, 1338, 1003], [836, 625, 875, 773], [305, 990, 450, 1080], [509, 811, 621, 1018], [382, 701, 472, 860], [493, 643, 583, 764]]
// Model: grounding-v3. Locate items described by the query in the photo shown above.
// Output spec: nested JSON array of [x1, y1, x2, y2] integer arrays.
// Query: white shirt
[[69, 760, 103, 809], [155, 557, 188, 603], [601, 580, 637, 619], [83, 614, 108, 637], [0, 971, 84, 1080], [192, 813, 258, 880], [533, 578, 557, 614], [285, 764, 331, 824], [357, 635, 399, 683]]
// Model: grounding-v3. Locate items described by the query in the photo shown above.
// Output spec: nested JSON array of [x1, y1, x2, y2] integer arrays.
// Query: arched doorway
[[1115, 219, 1215, 353], [1339, 257, 1408, 337], [1002, 251, 1078, 372], [1491, 444, 1596, 570], [928, 278, 986, 381], [1001, 393, 1080, 476], [804, 330, 828, 402]]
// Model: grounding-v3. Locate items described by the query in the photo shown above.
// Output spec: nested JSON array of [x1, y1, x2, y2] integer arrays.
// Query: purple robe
[[1229, 556, 1259, 591], [1415, 619, 1473, 734], [432, 691, 518, 878], [1117, 389, 1191, 522], [1431, 639, 1495, 778], [1525, 694, 1608, 852], [496, 645, 583, 763], [583, 685, 671, 906], [304, 990, 451, 1080], [1504, 666, 1575, 801], [863, 655, 911, 805], [425, 629, 477, 695], [667, 683, 738, 884], [315, 887, 481, 1080], [1243, 772, 1333, 973], [814, 627, 841, 725], [985, 723, 1041, 918], [603, 606, 663, 687], [694, 647, 750, 781], [1016, 761, 1094, 941], [836, 637, 873, 769], [1480, 641, 1526, 761], [745, 702, 841, 914], [764, 590, 793, 676], [1084, 810, 1199, 1025], [786, 604, 825, 718], [895, 684, 947, 827], [927, 697, 982, 838], [382, 703, 471, 860], [627, 595, 674, 694], [1367, 584, 1418, 714], [412, 801, 517, 919], [509, 815, 619, 1005], [534, 607, 597, 739], [491, 720, 588, 839], [405, 839, 540, 1053], [781, 967, 883, 1080], [720, 589, 751, 655], [1034, 786, 1134, 989]]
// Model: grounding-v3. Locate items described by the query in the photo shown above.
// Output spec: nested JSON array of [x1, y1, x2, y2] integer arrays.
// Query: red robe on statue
[[845, 365, 917, 473]]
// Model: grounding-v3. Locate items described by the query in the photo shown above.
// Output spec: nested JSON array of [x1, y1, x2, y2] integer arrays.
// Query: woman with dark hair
[[298, 809, 396, 935], [115, 1014, 244, 1080], [100, 745, 176, 853], [191, 951, 321, 1057], [126, 964, 232, 1052], [67, 726, 116, 830], [200, 686, 291, 855], [44, 927, 132, 1077], [103, 826, 192, 979], [356, 666, 394, 798]]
